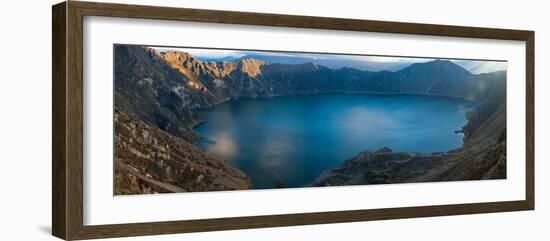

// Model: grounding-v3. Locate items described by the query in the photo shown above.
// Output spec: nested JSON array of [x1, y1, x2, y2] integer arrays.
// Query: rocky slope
[[114, 45, 503, 142], [313, 75, 506, 186], [114, 45, 506, 193], [114, 111, 252, 195]]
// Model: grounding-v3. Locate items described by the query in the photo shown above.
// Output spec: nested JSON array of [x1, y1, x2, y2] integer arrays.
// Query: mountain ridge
[[114, 45, 507, 194], [313, 75, 507, 186], [116, 45, 505, 143]]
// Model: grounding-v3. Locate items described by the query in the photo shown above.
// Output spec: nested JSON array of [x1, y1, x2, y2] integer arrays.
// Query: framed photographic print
[[52, 1, 534, 240]]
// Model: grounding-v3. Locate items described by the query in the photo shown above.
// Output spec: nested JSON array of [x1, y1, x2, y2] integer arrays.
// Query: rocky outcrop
[[114, 45, 503, 141], [114, 111, 252, 195], [313, 76, 506, 186], [237, 58, 265, 78], [114, 46, 209, 143], [313, 137, 505, 186], [114, 45, 507, 193]]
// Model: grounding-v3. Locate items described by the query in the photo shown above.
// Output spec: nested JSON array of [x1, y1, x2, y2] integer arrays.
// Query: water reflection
[[195, 94, 476, 189], [209, 133, 237, 160]]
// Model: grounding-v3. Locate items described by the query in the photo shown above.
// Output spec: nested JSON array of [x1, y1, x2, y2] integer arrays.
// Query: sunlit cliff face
[[150, 48, 266, 92], [151, 46, 506, 74], [237, 58, 265, 78]]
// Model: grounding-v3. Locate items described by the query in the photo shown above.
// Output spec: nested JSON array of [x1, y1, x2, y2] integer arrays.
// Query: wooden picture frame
[[52, 1, 534, 240]]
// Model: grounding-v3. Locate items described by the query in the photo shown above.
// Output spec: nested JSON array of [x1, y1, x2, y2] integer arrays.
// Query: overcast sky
[[151, 46, 507, 74]]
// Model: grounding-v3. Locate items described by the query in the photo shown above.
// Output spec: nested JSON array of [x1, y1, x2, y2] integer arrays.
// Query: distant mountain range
[[113, 45, 507, 194], [197, 54, 414, 72], [314, 73, 507, 186], [114, 45, 505, 141]]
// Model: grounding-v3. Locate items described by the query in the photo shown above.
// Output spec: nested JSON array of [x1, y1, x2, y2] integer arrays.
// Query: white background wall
[[0, 0, 547, 240]]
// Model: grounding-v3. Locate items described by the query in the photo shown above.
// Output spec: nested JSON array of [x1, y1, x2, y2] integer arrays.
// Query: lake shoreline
[[191, 93, 476, 188], [191, 91, 478, 137]]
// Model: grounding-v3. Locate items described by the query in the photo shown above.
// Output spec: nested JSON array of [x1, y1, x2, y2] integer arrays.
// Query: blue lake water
[[194, 94, 475, 189]]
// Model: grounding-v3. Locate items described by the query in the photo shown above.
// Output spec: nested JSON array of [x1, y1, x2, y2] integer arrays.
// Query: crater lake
[[194, 94, 476, 189]]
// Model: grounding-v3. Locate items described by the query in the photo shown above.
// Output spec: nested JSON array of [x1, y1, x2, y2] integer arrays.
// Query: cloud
[[149, 46, 506, 74], [151, 47, 246, 59], [345, 55, 431, 63], [452, 60, 507, 74]]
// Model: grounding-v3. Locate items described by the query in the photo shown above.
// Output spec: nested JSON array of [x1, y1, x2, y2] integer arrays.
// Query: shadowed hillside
[[115, 45, 503, 142], [114, 45, 506, 194], [114, 111, 252, 195], [313, 75, 506, 186]]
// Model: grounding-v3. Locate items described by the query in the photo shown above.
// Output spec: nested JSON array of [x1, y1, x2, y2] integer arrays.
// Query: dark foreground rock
[[314, 74, 507, 186], [114, 111, 252, 195], [113, 45, 507, 193], [313, 138, 506, 186]]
